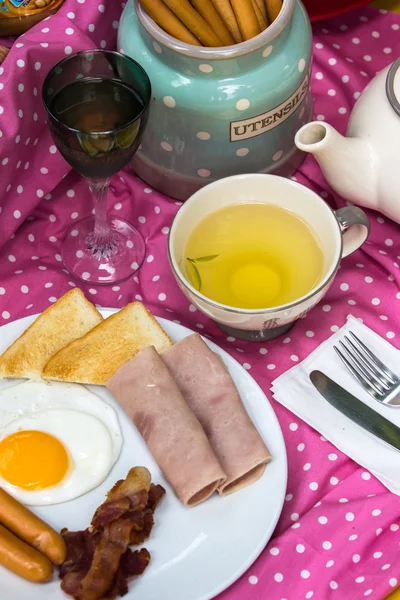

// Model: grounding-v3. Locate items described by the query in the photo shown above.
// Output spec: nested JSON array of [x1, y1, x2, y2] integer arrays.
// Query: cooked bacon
[[59, 467, 165, 600]]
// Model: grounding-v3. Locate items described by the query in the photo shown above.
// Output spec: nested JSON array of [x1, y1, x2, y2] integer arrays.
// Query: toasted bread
[[42, 302, 173, 386], [0, 289, 103, 381]]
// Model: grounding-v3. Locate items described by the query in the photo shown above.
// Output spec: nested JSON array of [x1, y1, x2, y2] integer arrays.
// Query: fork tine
[[349, 332, 398, 384], [344, 335, 392, 390], [339, 340, 386, 394], [334, 345, 384, 395]]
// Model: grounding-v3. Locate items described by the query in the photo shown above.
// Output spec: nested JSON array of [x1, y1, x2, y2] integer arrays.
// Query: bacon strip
[[59, 467, 165, 600]]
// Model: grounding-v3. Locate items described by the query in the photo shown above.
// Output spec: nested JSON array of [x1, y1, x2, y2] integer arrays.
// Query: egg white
[[0, 381, 123, 505]]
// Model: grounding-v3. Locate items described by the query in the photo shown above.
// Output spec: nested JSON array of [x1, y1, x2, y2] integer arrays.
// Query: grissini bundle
[[231, 0, 260, 41], [252, 0, 268, 30], [210, 0, 243, 43], [254, 0, 267, 20], [139, 0, 202, 45], [265, 0, 283, 23], [190, 0, 235, 46], [162, 0, 223, 46]]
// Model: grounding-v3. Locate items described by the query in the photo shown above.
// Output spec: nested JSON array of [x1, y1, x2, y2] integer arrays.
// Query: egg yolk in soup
[[0, 430, 70, 490]]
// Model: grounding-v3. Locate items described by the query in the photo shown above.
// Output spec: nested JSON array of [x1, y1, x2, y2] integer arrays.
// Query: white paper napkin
[[271, 316, 400, 495]]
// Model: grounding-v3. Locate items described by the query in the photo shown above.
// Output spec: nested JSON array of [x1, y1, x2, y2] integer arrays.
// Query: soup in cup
[[168, 174, 370, 341]]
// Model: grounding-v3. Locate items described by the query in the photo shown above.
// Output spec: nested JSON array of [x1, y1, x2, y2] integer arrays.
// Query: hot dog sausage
[[0, 488, 66, 565], [0, 524, 53, 583]]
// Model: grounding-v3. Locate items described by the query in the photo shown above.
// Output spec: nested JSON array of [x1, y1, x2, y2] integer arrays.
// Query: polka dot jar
[[118, 0, 313, 201]]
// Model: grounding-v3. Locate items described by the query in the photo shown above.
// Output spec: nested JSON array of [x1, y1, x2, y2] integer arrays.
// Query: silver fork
[[334, 332, 400, 407]]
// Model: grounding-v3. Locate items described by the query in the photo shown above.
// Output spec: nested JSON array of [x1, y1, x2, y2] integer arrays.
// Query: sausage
[[0, 524, 53, 583], [0, 488, 66, 565]]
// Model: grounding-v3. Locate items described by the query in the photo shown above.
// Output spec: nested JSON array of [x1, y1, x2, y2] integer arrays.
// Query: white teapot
[[295, 57, 400, 223]]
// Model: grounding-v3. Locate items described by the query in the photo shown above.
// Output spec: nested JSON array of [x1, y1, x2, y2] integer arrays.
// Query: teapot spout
[[295, 122, 376, 208]]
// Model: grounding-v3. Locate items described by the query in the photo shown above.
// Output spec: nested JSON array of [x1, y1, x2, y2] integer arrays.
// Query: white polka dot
[[326, 560, 335, 567], [339, 498, 348, 503], [49, 145, 57, 154], [98, 3, 105, 10], [297, 443, 305, 451], [138, 216, 146, 224], [346, 512, 355, 522], [387, 331, 395, 339], [262, 45, 273, 57], [41, 27, 49, 32], [199, 64, 213, 73], [197, 169, 211, 178], [163, 96, 176, 108], [306, 331, 314, 337], [390, 524, 399, 531], [296, 544, 305, 553], [82, 272, 90, 280], [340, 283, 349, 291], [144, 188, 152, 193], [236, 148, 249, 157], [248, 575, 258, 585], [373, 551, 383, 558], [290, 513, 299, 521], [236, 99, 250, 111], [161, 227, 169, 235], [18, 110, 23, 119], [67, 12, 75, 18], [303, 463, 311, 471], [289, 423, 298, 431], [328, 453, 338, 461], [274, 573, 283, 582], [2, 312, 10, 320], [318, 516, 328, 525], [49, 214, 56, 222], [114, 203, 122, 210], [161, 141, 173, 152], [328, 581, 339, 592], [315, 72, 323, 80], [291, 355, 299, 362], [285, 493, 293, 502], [372, 509, 381, 517], [301, 570, 310, 579], [8, 255, 16, 263], [298, 58, 306, 72], [16, 59, 25, 68], [34, 62, 41, 71], [365, 276, 373, 283], [36, 189, 44, 198], [364, 55, 372, 61], [328, 89, 336, 96], [64, 46, 73, 55], [364, 590, 373, 597], [305, 593, 313, 599], [339, 107, 347, 114], [273, 150, 283, 162], [259, 348, 268, 354], [88, 23, 95, 32], [352, 554, 360, 563], [328, 58, 337, 65], [71, 229, 79, 237], [309, 482, 318, 491], [390, 578, 398, 587], [158, 293, 166, 301], [49, 297, 57, 303], [384, 47, 392, 54], [13, 210, 21, 219], [267, 364, 276, 370], [243, 363, 251, 370], [361, 471, 371, 480], [76, 250, 84, 258], [65, 27, 74, 35]]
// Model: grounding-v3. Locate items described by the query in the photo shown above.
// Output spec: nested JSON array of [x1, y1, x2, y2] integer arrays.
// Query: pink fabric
[[1, 4, 400, 599]]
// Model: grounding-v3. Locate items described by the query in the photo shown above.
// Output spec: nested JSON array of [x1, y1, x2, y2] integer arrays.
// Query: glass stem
[[85, 178, 118, 260]]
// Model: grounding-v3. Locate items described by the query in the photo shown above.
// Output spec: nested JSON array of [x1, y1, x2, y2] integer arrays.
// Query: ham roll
[[162, 334, 271, 496], [107, 346, 226, 506]]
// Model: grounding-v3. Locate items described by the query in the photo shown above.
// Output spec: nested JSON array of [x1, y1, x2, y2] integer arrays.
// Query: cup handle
[[334, 206, 370, 258]]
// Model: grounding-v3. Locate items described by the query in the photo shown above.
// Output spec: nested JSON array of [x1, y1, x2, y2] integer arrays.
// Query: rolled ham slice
[[106, 346, 226, 506], [162, 334, 271, 496]]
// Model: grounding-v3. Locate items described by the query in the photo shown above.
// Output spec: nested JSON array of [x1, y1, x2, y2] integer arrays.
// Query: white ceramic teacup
[[168, 174, 370, 342]]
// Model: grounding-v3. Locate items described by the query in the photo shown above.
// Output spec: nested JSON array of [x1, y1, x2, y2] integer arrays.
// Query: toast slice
[[0, 289, 103, 381], [43, 302, 173, 386]]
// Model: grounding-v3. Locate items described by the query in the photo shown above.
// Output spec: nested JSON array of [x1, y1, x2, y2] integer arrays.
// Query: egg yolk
[[0, 430, 70, 491]]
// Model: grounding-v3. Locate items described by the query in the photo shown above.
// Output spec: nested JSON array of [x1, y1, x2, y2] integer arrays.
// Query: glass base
[[218, 321, 295, 342], [61, 216, 146, 285]]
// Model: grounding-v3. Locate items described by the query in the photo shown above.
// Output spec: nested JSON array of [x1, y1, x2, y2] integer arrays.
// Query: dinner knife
[[310, 370, 400, 453]]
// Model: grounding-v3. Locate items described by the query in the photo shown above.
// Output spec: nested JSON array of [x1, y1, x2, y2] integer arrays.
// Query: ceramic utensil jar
[[118, 0, 313, 201]]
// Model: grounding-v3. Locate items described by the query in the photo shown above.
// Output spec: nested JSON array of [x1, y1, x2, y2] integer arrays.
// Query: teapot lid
[[387, 57, 400, 117]]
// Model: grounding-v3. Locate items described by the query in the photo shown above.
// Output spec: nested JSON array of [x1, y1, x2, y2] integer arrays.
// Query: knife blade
[[310, 370, 400, 453]]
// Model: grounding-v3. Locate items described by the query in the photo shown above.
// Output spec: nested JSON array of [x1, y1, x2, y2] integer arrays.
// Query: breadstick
[[210, 0, 243, 43], [191, 0, 235, 45], [231, 0, 261, 41], [163, 0, 223, 46], [264, 0, 282, 23], [139, 0, 202, 46], [254, 0, 267, 20], [252, 0, 268, 30]]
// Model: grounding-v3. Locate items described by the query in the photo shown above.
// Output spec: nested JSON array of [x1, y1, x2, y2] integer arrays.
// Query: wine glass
[[42, 50, 152, 285]]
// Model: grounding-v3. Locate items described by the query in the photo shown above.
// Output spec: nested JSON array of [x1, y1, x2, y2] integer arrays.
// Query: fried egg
[[0, 381, 123, 505]]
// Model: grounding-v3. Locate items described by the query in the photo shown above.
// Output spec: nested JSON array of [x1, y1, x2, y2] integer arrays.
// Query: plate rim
[[0, 308, 288, 600]]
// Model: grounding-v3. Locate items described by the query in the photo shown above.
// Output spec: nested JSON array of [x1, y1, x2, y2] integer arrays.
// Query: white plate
[[0, 309, 287, 600]]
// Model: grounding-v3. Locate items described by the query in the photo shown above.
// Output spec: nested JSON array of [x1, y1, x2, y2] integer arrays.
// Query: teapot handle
[[334, 206, 370, 258]]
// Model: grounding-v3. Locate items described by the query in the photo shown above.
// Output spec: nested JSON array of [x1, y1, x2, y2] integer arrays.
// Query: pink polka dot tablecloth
[[1, 3, 400, 600]]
